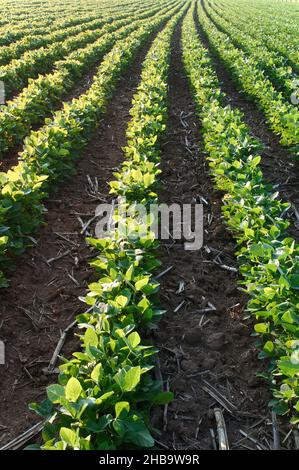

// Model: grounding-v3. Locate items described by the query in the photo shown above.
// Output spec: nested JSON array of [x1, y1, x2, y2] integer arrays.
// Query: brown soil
[[198, 0, 299, 242], [151, 22, 284, 451], [0, 34, 156, 447]]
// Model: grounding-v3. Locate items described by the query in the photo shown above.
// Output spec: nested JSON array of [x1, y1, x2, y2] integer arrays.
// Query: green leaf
[[263, 341, 274, 355], [143, 173, 154, 187], [47, 384, 65, 403], [269, 399, 289, 415], [137, 297, 150, 312], [254, 323, 269, 334], [135, 277, 149, 291], [290, 416, 299, 425], [29, 399, 53, 417], [251, 155, 261, 167], [91, 363, 102, 383], [65, 377, 82, 402], [125, 264, 134, 281], [0, 236, 8, 246], [114, 366, 141, 392], [115, 401, 130, 418], [113, 418, 126, 437], [125, 419, 154, 447], [281, 310, 299, 325], [42, 421, 56, 442], [60, 427, 77, 447], [278, 360, 299, 378], [115, 295, 130, 308], [127, 331, 141, 348], [86, 415, 113, 433], [95, 391, 114, 405], [84, 327, 98, 347]]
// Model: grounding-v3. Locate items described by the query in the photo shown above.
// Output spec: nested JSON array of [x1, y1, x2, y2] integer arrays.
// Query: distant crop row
[[209, 0, 298, 71], [211, 0, 299, 53], [198, 1, 299, 150], [0, 0, 141, 31], [204, 1, 298, 98]]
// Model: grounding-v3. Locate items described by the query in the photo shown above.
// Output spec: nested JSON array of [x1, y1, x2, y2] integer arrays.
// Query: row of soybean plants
[[0, 18, 111, 95], [182, 4, 299, 426], [0, 0, 155, 63], [0, 3, 106, 43], [219, 0, 299, 34], [0, 2, 157, 97], [28, 7, 187, 450], [210, 0, 299, 56], [0, 2, 81, 32], [208, 0, 298, 73], [197, 2, 299, 150], [213, 0, 298, 70], [0, 0, 146, 30], [0, 2, 184, 288], [0, 0, 180, 155], [210, 0, 299, 42], [0, 14, 106, 60], [204, 0, 297, 98], [0, 0, 120, 32]]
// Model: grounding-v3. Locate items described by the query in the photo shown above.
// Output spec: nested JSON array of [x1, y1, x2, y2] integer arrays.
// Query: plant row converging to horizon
[[28, 5, 188, 450], [183, 0, 299, 426], [0, 0, 298, 449]]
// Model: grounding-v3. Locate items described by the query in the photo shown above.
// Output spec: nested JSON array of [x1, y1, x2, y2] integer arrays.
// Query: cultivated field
[[0, 0, 298, 451]]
